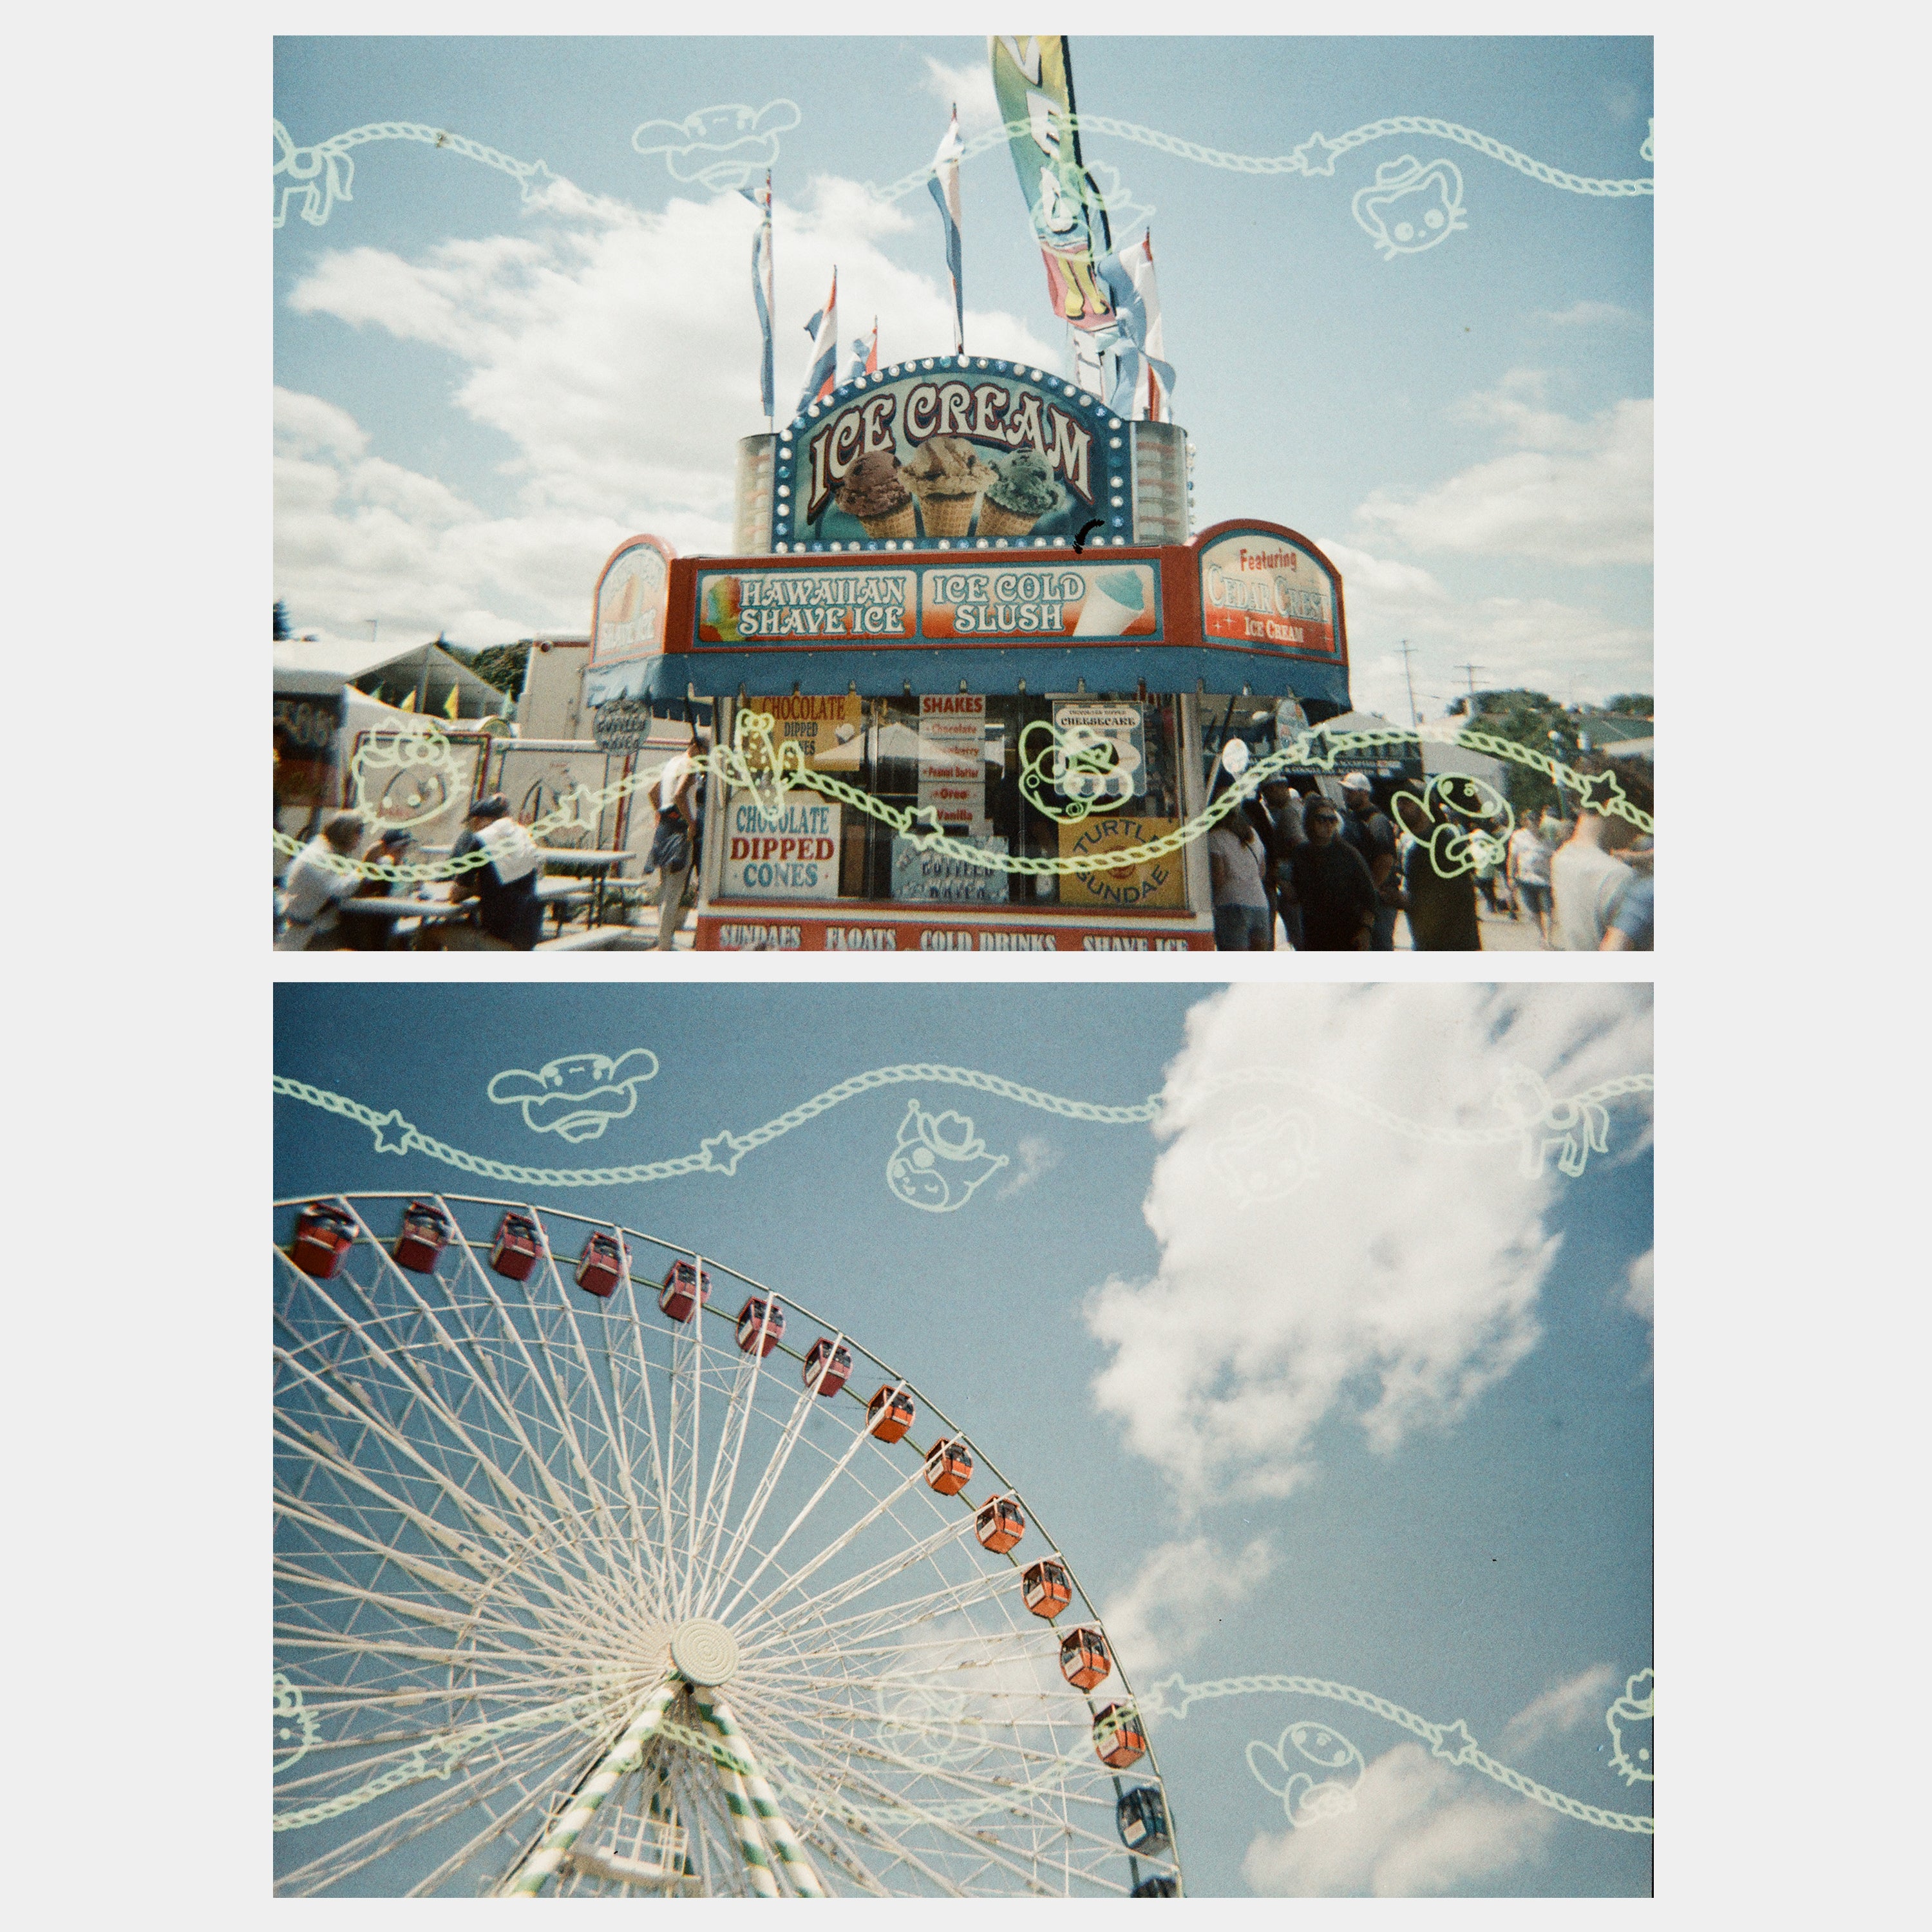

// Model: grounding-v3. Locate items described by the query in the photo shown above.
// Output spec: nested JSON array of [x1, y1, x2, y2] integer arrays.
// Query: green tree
[[455, 641, 532, 700], [1461, 688, 1576, 819], [273, 599, 292, 641]]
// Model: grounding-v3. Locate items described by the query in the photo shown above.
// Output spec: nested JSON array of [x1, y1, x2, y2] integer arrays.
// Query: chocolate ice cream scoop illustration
[[884, 1098, 1009, 1213], [1245, 1719, 1365, 1828], [1352, 155, 1467, 259], [898, 436, 997, 539], [486, 1048, 661, 1142], [979, 450, 1063, 540], [835, 450, 915, 540]]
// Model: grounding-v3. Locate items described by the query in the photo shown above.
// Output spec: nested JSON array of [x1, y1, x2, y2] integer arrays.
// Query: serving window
[[717, 692, 1189, 914]]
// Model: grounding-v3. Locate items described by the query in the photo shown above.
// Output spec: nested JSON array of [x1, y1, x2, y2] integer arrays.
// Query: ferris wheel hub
[[670, 1618, 740, 1687]]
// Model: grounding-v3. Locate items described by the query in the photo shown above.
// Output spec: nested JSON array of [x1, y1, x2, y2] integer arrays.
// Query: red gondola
[[489, 1210, 542, 1281], [290, 1203, 355, 1279], [804, 1338, 853, 1396], [393, 1200, 450, 1273], [575, 1231, 627, 1298], [1021, 1556, 1072, 1620], [924, 1439, 974, 1495], [1093, 1702, 1148, 1770], [735, 1296, 786, 1356], [974, 1495, 1026, 1554], [1059, 1624, 1113, 1692], [658, 1258, 710, 1321], [867, 1385, 916, 1442]]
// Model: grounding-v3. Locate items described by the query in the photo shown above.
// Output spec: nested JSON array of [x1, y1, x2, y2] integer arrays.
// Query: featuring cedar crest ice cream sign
[[773, 360, 1132, 552]]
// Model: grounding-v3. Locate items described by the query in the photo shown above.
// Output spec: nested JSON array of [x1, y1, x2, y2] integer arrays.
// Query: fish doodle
[[631, 100, 801, 191], [1605, 1668, 1653, 1785], [486, 1049, 661, 1142], [884, 1100, 1009, 1214], [1245, 1719, 1365, 1828], [1352, 155, 1468, 259]]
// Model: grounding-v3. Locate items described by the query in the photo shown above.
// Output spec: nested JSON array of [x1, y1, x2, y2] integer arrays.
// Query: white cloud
[[1355, 371, 1652, 568], [277, 176, 1059, 644], [995, 1134, 1062, 1200], [1084, 985, 1653, 1501], [919, 54, 1003, 133], [1099, 1535, 1276, 1676], [1241, 1743, 1556, 1895], [1623, 1248, 1654, 1325], [1498, 1662, 1619, 1757], [1535, 299, 1643, 328]]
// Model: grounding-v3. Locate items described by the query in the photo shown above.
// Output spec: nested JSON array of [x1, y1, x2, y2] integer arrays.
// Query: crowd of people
[[1208, 760, 1654, 952]]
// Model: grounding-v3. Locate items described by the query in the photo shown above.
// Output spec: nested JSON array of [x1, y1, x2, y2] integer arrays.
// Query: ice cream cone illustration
[[835, 450, 916, 539], [899, 435, 996, 538], [978, 449, 1062, 539], [1072, 567, 1151, 638]]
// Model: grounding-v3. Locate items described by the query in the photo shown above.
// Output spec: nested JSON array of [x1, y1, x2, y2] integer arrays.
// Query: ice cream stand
[[600, 357, 1354, 951]]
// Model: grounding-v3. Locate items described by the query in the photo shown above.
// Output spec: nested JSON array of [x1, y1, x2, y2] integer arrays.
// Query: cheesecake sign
[[773, 359, 1133, 552]]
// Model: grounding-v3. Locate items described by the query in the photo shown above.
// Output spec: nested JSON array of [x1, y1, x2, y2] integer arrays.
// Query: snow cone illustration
[[1071, 566, 1152, 638], [1245, 1719, 1365, 1829], [1351, 155, 1467, 260], [703, 574, 744, 643], [884, 1099, 1009, 1213], [1606, 1668, 1654, 1785]]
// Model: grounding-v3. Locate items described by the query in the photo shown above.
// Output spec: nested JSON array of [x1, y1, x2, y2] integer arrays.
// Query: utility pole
[[1396, 639, 1420, 725], [1455, 661, 1484, 709]]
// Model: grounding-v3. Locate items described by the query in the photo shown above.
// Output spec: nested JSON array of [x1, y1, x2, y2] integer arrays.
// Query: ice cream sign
[[773, 358, 1135, 552], [1197, 524, 1343, 659], [589, 534, 672, 668]]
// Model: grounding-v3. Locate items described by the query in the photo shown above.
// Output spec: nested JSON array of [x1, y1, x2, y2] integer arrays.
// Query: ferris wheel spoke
[[732, 1508, 978, 1648], [714, 1452, 929, 1628], [700, 1381, 824, 1618], [586, 1257, 677, 1603], [688, 1316, 770, 1607], [743, 1553, 1023, 1660]]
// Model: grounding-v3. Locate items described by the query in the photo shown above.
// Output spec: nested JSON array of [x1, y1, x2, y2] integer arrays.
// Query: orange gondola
[[804, 1338, 853, 1396], [392, 1200, 450, 1273], [735, 1296, 786, 1356], [1021, 1555, 1072, 1620], [659, 1258, 709, 1321], [1094, 1701, 1148, 1769], [867, 1385, 916, 1442], [974, 1495, 1026, 1554], [575, 1231, 627, 1298], [489, 1211, 542, 1281], [924, 1439, 974, 1495], [290, 1202, 355, 1279], [1059, 1624, 1112, 1692]]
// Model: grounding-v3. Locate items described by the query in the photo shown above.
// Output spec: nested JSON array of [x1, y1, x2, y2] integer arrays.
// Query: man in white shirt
[[275, 812, 365, 949], [1550, 811, 1634, 951], [650, 731, 710, 951], [1506, 820, 1555, 947]]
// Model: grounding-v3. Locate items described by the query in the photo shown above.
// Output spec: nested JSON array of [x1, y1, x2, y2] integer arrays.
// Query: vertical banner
[[989, 35, 1115, 337]]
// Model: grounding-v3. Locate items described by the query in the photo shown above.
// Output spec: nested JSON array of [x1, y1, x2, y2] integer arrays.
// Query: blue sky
[[273, 33, 1652, 716], [275, 979, 1653, 1896]]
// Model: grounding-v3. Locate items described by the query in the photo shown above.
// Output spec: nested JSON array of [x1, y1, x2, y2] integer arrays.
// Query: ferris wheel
[[273, 1193, 1183, 1898]]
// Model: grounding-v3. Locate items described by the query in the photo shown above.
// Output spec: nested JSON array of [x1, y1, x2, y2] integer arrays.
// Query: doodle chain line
[[273, 120, 555, 227], [1142, 1674, 1653, 1835], [274, 717, 1651, 886], [865, 113, 1652, 206], [274, 1061, 1649, 1188]]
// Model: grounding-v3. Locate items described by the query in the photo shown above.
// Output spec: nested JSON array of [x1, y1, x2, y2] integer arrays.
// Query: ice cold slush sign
[[775, 365, 1128, 551], [1197, 526, 1341, 659], [723, 791, 840, 900]]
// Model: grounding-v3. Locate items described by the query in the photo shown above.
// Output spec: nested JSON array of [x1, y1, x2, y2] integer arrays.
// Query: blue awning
[[626, 645, 1350, 708]]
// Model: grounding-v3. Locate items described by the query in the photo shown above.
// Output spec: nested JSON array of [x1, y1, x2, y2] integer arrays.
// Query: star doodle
[[1291, 131, 1343, 176], [1430, 1718, 1481, 1766], [517, 158, 558, 202], [698, 1130, 753, 1176], [1572, 764, 1631, 817], [366, 1110, 415, 1156], [1141, 1673, 1193, 1721]]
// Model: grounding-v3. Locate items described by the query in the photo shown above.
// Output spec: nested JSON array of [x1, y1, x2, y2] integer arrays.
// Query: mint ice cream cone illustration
[[978, 449, 1062, 539], [1072, 567, 1149, 638], [835, 451, 915, 540], [899, 435, 995, 538]]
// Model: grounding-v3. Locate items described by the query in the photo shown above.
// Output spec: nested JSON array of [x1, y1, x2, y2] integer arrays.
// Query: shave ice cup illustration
[[884, 1099, 1010, 1213], [1351, 154, 1468, 259], [1072, 567, 1153, 638]]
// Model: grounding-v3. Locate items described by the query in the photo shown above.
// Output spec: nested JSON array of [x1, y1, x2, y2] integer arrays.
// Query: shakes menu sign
[[1195, 522, 1343, 661], [772, 358, 1134, 553]]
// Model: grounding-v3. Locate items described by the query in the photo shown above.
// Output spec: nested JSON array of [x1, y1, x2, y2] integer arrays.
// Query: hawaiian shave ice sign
[[589, 535, 673, 668], [692, 559, 1162, 649], [1197, 524, 1343, 659], [773, 357, 1135, 553], [722, 790, 840, 899]]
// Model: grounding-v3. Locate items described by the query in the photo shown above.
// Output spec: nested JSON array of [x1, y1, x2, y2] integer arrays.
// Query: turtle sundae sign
[[773, 359, 1133, 552]]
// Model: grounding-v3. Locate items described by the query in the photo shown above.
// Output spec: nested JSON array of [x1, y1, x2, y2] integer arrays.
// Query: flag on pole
[[444, 681, 460, 720], [397, 688, 416, 713], [928, 106, 965, 354], [1096, 231, 1175, 421], [737, 173, 775, 424], [842, 317, 878, 384], [797, 269, 838, 412]]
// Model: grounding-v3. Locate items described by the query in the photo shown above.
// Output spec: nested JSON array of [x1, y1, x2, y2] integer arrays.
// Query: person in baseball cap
[[447, 795, 544, 948]]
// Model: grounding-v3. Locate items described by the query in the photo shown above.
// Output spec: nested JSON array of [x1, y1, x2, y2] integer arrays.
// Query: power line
[[1396, 639, 1420, 726]]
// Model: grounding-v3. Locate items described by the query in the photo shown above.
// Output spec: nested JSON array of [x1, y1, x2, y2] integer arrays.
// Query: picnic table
[[332, 896, 477, 949], [533, 848, 632, 925]]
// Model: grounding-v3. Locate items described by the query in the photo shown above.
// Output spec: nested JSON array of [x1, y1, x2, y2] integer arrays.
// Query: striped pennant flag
[[736, 172, 776, 424], [843, 317, 878, 384], [1097, 230, 1176, 421], [928, 106, 965, 354], [796, 269, 838, 413]]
